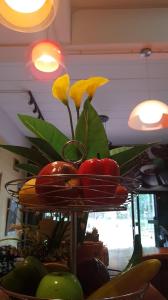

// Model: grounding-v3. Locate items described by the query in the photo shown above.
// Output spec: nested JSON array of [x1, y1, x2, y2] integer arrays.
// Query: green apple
[[36, 271, 84, 300]]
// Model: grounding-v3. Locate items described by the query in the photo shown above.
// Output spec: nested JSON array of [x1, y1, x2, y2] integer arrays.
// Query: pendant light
[[128, 99, 168, 130], [0, 0, 59, 32], [28, 40, 65, 80], [128, 48, 168, 130]]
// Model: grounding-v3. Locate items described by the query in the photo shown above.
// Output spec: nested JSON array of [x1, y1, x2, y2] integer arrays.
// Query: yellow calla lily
[[69, 79, 89, 108], [86, 76, 110, 99], [52, 73, 70, 105]]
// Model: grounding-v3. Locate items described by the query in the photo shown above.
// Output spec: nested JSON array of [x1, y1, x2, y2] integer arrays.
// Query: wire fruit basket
[[5, 174, 140, 274], [5, 139, 141, 212], [5, 174, 140, 212], [2, 175, 143, 300]]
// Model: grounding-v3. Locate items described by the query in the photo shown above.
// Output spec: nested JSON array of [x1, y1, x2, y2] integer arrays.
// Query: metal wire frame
[[5, 175, 140, 212]]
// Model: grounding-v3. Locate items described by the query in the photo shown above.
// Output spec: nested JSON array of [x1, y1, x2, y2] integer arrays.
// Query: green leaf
[[16, 163, 40, 175], [120, 159, 140, 176], [27, 137, 62, 162], [110, 145, 150, 167], [113, 145, 152, 175], [18, 115, 78, 161], [110, 146, 134, 165], [75, 100, 110, 159], [110, 146, 133, 157], [0, 145, 48, 167]]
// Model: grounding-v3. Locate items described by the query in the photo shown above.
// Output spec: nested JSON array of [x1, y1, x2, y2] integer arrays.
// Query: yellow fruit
[[87, 259, 161, 299], [19, 178, 40, 205]]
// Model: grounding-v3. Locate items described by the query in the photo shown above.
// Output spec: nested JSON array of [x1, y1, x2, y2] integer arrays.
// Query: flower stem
[[67, 103, 75, 139], [76, 107, 80, 120]]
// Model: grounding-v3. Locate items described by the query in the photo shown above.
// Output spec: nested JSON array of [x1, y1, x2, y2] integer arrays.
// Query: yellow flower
[[52, 73, 70, 105], [86, 76, 110, 99], [69, 79, 88, 109]]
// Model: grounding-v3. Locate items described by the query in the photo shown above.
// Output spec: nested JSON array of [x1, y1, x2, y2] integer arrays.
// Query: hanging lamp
[[128, 48, 168, 131], [28, 40, 65, 80], [128, 99, 168, 130], [0, 0, 59, 32]]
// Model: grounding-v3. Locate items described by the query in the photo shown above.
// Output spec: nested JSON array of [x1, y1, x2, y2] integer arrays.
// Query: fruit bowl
[[5, 175, 140, 212], [0, 283, 148, 300], [105, 284, 148, 299], [1, 287, 43, 299]]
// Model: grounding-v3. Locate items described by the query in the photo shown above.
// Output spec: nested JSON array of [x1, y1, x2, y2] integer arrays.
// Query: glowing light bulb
[[4, 0, 46, 13], [128, 99, 168, 130], [138, 100, 167, 124], [35, 54, 59, 73], [0, 0, 58, 32], [30, 41, 63, 76]]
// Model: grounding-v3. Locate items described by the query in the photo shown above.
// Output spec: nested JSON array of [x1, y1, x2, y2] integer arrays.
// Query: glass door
[[132, 193, 158, 247]]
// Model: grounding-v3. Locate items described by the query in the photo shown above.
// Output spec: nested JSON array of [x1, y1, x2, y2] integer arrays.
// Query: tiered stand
[[5, 174, 140, 275]]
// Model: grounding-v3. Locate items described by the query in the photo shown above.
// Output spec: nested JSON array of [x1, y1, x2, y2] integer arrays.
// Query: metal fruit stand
[[2, 139, 141, 300], [5, 174, 140, 276]]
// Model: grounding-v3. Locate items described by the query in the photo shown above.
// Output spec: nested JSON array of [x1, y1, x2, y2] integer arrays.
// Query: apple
[[36, 271, 84, 300], [36, 161, 80, 205]]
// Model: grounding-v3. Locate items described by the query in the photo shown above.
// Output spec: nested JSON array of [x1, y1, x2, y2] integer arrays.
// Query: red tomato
[[78, 158, 120, 205], [36, 161, 80, 206]]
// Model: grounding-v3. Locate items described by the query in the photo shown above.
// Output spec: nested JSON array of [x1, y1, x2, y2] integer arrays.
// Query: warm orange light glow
[[34, 54, 59, 73], [31, 41, 62, 73], [0, 0, 59, 32], [4, 0, 46, 13], [128, 99, 168, 131], [28, 40, 65, 80]]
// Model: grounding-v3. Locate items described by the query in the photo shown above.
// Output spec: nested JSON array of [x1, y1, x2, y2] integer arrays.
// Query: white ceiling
[[0, 1, 168, 147]]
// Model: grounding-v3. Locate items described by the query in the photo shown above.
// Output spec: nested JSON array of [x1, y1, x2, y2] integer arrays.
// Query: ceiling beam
[[72, 8, 168, 45]]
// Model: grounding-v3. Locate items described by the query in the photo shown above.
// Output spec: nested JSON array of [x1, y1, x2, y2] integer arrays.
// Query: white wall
[[0, 137, 25, 245], [0, 109, 29, 147]]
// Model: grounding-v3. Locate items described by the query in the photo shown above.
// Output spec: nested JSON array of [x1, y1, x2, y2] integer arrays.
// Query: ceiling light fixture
[[28, 40, 65, 80], [128, 48, 168, 131], [4, 0, 46, 13], [32, 42, 60, 73], [128, 99, 168, 130], [0, 0, 59, 32]]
